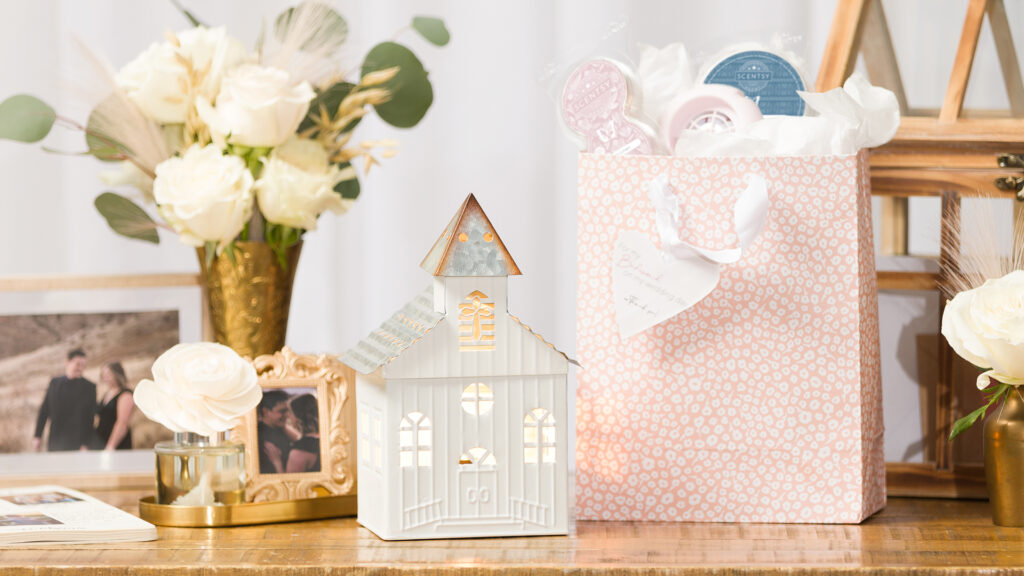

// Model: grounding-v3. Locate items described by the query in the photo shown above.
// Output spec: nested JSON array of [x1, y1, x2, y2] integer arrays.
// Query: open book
[[0, 485, 157, 544]]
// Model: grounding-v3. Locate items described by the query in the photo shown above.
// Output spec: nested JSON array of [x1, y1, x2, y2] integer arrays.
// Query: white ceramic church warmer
[[341, 194, 573, 540]]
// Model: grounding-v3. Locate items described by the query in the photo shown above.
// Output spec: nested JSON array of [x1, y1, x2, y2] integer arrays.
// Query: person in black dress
[[33, 349, 97, 452], [95, 362, 134, 450], [258, 390, 294, 474], [286, 393, 320, 473]]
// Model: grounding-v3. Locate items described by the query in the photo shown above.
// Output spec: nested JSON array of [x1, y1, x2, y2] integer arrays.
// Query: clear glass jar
[[154, 432, 246, 506]]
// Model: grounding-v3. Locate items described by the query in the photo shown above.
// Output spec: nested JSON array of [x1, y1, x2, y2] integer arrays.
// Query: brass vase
[[984, 386, 1024, 526], [197, 241, 301, 359]]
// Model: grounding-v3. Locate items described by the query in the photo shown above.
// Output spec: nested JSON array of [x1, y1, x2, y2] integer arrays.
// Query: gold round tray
[[138, 494, 357, 527]]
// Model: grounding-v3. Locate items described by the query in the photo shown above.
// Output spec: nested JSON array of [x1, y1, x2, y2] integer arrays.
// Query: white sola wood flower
[[134, 342, 261, 437]]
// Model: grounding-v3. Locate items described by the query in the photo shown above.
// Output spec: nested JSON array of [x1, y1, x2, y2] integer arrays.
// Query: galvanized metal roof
[[420, 194, 521, 277], [340, 286, 444, 375]]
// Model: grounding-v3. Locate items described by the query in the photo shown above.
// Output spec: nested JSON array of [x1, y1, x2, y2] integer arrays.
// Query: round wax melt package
[[660, 84, 762, 151], [703, 50, 805, 116]]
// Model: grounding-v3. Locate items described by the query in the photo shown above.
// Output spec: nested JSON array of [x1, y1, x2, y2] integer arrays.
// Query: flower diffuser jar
[[155, 432, 246, 506]]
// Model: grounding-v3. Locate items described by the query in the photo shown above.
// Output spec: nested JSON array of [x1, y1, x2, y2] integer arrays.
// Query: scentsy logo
[[571, 79, 612, 112], [736, 60, 770, 92]]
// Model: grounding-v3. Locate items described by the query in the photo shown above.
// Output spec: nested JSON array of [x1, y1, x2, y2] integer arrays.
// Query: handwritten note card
[[612, 231, 720, 338]]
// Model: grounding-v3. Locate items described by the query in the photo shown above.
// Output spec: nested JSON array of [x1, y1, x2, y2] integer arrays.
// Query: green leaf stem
[[949, 383, 1011, 441]]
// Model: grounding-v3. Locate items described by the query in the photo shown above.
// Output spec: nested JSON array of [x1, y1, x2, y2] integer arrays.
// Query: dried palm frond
[[69, 37, 172, 177], [66, 38, 175, 177], [940, 194, 1024, 298], [262, 1, 353, 87]]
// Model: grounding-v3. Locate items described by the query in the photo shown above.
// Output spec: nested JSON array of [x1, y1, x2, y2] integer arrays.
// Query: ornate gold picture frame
[[232, 347, 356, 502]]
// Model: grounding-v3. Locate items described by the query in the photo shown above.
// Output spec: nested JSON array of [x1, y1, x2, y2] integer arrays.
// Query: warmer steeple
[[419, 194, 521, 277]]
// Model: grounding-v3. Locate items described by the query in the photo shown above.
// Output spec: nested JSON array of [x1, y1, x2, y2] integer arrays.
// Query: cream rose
[[196, 64, 315, 148], [153, 144, 254, 247], [134, 342, 261, 437], [116, 26, 249, 124], [254, 138, 353, 230], [942, 270, 1024, 389]]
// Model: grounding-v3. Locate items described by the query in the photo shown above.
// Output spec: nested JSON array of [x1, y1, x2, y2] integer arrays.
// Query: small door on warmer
[[458, 447, 497, 518]]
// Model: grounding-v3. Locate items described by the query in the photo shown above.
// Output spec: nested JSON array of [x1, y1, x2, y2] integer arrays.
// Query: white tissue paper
[[671, 72, 899, 157], [636, 43, 694, 126]]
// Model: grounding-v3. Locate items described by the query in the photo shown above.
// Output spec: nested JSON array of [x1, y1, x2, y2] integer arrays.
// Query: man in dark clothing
[[257, 390, 293, 474], [33, 349, 97, 452]]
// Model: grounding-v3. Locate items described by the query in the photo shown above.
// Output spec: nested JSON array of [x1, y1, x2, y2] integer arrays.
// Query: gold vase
[[984, 386, 1024, 526], [197, 241, 301, 359]]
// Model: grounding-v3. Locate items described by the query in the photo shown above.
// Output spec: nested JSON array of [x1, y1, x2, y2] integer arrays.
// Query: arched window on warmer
[[458, 290, 495, 351], [399, 412, 432, 468], [523, 408, 556, 464], [459, 446, 497, 467]]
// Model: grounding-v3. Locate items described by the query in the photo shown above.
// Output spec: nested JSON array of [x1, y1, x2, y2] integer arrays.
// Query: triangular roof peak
[[420, 194, 521, 277]]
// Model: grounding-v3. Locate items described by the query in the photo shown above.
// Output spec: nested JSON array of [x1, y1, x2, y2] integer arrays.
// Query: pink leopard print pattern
[[575, 151, 884, 523]]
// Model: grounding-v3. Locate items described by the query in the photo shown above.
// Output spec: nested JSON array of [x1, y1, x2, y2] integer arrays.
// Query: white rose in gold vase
[[196, 64, 315, 148], [255, 137, 354, 230], [0, 4, 447, 369], [942, 269, 1024, 443], [134, 342, 262, 437], [942, 269, 1024, 526], [153, 144, 254, 248]]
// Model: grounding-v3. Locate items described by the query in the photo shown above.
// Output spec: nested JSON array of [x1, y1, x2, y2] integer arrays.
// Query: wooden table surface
[[2, 497, 1022, 575]]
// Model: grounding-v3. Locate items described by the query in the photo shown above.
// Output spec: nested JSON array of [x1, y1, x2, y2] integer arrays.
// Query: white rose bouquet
[[943, 270, 1024, 440], [0, 2, 448, 267]]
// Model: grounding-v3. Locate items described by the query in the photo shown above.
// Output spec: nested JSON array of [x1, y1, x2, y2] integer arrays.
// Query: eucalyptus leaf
[[334, 163, 360, 200], [94, 192, 160, 244], [361, 42, 433, 128], [169, 0, 205, 27], [0, 94, 56, 143], [274, 3, 347, 54], [411, 16, 450, 46], [299, 81, 359, 134]]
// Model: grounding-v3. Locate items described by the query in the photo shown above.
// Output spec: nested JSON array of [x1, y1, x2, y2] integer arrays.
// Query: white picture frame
[[0, 274, 205, 481]]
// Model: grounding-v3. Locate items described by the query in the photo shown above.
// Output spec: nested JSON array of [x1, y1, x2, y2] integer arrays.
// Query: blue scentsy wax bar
[[704, 50, 805, 116]]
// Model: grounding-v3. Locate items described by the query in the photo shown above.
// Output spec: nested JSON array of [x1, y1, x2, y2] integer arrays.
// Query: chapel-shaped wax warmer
[[341, 194, 572, 540]]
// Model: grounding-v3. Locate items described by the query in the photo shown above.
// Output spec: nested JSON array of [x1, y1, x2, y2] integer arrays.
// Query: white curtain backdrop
[[1, 1, 1018, 461]]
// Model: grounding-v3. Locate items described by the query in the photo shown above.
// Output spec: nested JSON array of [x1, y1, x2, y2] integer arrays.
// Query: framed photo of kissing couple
[[232, 347, 356, 503]]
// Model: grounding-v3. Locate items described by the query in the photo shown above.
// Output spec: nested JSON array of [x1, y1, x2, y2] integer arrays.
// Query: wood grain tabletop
[[0, 497, 1019, 575]]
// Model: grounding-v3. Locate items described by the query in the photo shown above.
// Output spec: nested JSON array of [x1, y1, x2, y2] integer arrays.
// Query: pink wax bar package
[[560, 59, 656, 155]]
